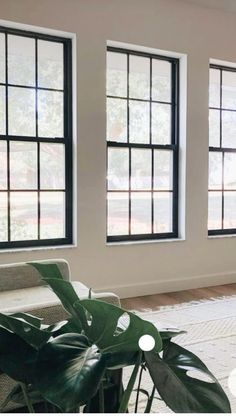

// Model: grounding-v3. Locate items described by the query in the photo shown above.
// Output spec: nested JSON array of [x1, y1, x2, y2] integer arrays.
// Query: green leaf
[[75, 299, 162, 353], [0, 313, 50, 349], [9, 312, 42, 329], [0, 327, 37, 383], [145, 342, 231, 413], [31, 277, 85, 333], [105, 351, 139, 369], [45, 318, 78, 337], [29, 262, 63, 279], [159, 327, 186, 340], [29, 263, 84, 331], [33, 333, 107, 412]]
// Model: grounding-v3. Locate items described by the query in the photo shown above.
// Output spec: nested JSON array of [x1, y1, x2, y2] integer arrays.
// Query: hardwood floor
[[121, 283, 236, 312]]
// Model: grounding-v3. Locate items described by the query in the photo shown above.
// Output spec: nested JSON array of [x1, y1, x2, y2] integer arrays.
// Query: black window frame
[[106, 46, 179, 243], [0, 25, 73, 250], [209, 63, 236, 236]]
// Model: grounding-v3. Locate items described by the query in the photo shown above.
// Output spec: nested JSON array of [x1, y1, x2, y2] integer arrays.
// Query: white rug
[[123, 295, 236, 413]]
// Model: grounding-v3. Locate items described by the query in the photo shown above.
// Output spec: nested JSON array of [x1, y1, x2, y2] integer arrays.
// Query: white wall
[[0, 0, 236, 298]]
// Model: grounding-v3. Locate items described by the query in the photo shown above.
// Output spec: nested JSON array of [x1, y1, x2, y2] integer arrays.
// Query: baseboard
[[94, 271, 236, 299]]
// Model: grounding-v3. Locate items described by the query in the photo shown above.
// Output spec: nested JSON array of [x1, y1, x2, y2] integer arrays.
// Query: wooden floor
[[121, 283, 236, 311]]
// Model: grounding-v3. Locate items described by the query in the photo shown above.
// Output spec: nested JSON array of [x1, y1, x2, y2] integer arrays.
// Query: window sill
[[208, 234, 236, 240], [106, 237, 185, 246], [0, 243, 77, 254]]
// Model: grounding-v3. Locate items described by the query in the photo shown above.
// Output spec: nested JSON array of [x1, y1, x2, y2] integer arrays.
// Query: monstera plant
[[0, 263, 231, 413]]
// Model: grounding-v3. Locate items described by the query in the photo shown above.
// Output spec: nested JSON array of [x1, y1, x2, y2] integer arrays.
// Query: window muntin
[[0, 27, 72, 249], [209, 64, 236, 234], [106, 47, 179, 242]]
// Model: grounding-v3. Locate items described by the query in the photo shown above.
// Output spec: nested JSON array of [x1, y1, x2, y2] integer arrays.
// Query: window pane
[[0, 141, 7, 189], [10, 192, 38, 241], [209, 68, 220, 108], [131, 192, 151, 234], [129, 56, 150, 100], [0, 193, 7, 241], [38, 90, 63, 138], [107, 52, 127, 97], [106, 50, 178, 241], [40, 143, 65, 189], [108, 148, 129, 190], [40, 192, 65, 239], [8, 35, 35, 86], [38, 40, 63, 90], [107, 192, 129, 235], [131, 149, 151, 190], [224, 192, 236, 229], [8, 87, 36, 136], [224, 153, 236, 190], [152, 59, 171, 102], [222, 110, 236, 148], [209, 109, 220, 147], [154, 192, 172, 233], [152, 103, 171, 144], [129, 101, 149, 143], [222, 71, 236, 110], [208, 191, 222, 230], [10, 141, 37, 189], [107, 98, 127, 142], [208, 152, 222, 190], [0, 33, 5, 83], [154, 150, 173, 190], [0, 86, 6, 135]]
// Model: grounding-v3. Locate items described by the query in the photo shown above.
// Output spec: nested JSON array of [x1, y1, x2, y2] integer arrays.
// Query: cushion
[[0, 259, 70, 292], [0, 281, 89, 314]]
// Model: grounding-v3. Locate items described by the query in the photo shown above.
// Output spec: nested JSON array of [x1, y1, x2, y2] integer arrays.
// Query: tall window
[[106, 47, 179, 242], [209, 64, 236, 235], [0, 26, 73, 249]]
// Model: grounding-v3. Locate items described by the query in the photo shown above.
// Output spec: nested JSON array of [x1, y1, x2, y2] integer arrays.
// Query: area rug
[[123, 295, 236, 413]]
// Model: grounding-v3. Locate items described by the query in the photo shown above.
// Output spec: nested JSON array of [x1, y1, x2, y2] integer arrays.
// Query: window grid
[[209, 63, 236, 235], [0, 26, 73, 249], [107, 47, 179, 242]]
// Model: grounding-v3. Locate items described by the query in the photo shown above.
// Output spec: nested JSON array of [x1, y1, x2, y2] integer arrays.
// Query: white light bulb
[[138, 334, 155, 352]]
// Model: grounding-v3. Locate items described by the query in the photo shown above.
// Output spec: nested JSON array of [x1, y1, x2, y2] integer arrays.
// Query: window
[[106, 47, 179, 242], [0, 26, 73, 249], [208, 64, 236, 235]]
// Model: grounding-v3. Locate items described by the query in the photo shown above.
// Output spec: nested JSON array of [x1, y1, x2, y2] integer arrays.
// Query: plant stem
[[134, 364, 144, 413], [118, 351, 142, 413], [144, 385, 155, 413], [99, 381, 105, 413], [20, 383, 35, 413]]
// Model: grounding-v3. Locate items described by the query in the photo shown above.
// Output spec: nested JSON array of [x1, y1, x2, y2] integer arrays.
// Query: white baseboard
[[94, 271, 236, 299]]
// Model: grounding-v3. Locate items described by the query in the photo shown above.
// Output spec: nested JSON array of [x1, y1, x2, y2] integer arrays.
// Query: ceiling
[[180, 0, 236, 13]]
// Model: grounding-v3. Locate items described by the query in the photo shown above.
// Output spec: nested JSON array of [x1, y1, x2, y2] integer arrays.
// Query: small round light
[[138, 334, 155, 352], [228, 368, 236, 397]]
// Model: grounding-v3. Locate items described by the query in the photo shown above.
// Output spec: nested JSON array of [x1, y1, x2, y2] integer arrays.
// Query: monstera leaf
[[45, 318, 77, 337], [8, 312, 43, 329], [75, 300, 162, 354], [33, 333, 107, 412], [0, 313, 50, 349], [145, 342, 231, 413], [0, 327, 37, 383], [29, 271, 85, 333], [30, 265, 162, 355], [105, 350, 139, 369], [29, 262, 63, 280], [159, 327, 186, 340]]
